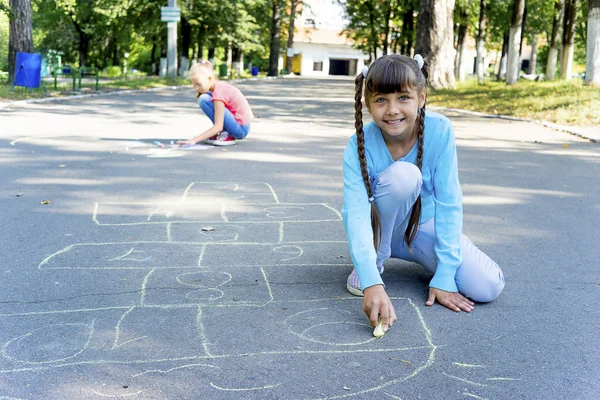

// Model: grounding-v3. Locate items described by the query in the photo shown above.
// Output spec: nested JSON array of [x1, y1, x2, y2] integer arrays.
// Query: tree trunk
[[78, 31, 89, 67], [416, 0, 456, 89], [587, 0, 600, 85], [476, 0, 487, 84], [181, 17, 191, 61], [151, 36, 157, 75], [402, 4, 415, 56], [113, 44, 120, 67], [519, 3, 527, 56], [103, 36, 110, 69], [506, 0, 525, 85], [497, 31, 508, 80], [8, 0, 34, 84], [285, 0, 298, 73], [545, 0, 564, 80], [366, 0, 379, 60], [529, 36, 537, 74], [560, 0, 578, 79], [382, 0, 394, 55], [454, 19, 468, 81], [197, 23, 206, 61], [268, 0, 282, 76]]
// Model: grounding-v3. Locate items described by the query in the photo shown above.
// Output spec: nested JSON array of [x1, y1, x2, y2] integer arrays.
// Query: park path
[[0, 77, 598, 399]]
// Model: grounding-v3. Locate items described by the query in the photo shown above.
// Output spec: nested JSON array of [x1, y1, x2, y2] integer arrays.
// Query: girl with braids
[[342, 54, 504, 333]]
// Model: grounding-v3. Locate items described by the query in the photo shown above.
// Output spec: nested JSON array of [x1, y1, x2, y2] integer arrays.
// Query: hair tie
[[361, 66, 368, 78], [413, 54, 424, 69], [368, 196, 375, 203]]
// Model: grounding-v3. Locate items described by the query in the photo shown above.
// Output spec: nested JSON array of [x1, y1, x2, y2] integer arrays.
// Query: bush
[[102, 66, 122, 77]]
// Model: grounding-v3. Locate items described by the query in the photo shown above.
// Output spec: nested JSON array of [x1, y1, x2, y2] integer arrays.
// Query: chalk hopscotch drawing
[[0, 182, 512, 399]]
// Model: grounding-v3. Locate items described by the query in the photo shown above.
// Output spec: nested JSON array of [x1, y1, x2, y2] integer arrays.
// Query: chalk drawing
[[91, 389, 146, 397], [2, 322, 95, 364], [112, 307, 147, 350], [131, 363, 220, 378], [107, 248, 151, 263], [209, 382, 281, 391], [0, 182, 513, 399]]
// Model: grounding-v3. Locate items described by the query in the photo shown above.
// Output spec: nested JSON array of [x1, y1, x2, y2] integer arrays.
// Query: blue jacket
[[342, 111, 463, 292]]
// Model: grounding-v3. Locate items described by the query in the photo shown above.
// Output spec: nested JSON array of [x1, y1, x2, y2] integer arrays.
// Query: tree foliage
[[0, 0, 596, 82]]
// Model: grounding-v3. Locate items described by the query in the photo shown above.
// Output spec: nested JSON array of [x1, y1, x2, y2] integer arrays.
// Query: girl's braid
[[354, 73, 382, 250], [404, 61, 428, 248]]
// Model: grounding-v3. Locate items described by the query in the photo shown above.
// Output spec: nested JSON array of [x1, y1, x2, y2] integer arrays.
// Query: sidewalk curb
[[428, 105, 598, 143]]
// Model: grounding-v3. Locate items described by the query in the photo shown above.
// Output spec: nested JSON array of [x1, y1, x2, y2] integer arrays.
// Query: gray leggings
[[373, 162, 505, 302]]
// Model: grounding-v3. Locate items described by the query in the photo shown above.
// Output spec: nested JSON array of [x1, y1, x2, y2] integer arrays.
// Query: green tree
[[487, 0, 511, 79], [0, 1, 9, 74], [560, 0, 578, 79], [8, 0, 34, 83], [545, 0, 563, 80], [506, 0, 524, 85], [587, 0, 599, 85], [522, 0, 554, 74], [341, 0, 385, 62], [475, 0, 487, 84], [454, 0, 478, 81]]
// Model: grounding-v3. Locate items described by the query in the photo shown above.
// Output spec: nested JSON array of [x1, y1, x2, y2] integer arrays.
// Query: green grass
[[428, 79, 600, 127]]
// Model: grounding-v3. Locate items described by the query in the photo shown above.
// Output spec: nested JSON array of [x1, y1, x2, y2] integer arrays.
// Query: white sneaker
[[346, 269, 364, 297], [346, 263, 384, 297], [212, 131, 237, 146]]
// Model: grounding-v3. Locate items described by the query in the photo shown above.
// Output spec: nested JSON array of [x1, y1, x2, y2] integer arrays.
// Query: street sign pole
[[166, 0, 178, 78]]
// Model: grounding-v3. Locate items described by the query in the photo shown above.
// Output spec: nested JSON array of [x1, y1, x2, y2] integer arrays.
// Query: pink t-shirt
[[211, 81, 254, 126]]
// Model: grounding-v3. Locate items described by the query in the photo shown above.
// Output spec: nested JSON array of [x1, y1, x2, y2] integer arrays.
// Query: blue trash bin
[[251, 66, 259, 76], [13, 52, 42, 89]]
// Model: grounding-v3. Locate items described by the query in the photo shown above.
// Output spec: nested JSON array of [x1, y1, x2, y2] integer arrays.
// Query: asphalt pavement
[[0, 76, 599, 399]]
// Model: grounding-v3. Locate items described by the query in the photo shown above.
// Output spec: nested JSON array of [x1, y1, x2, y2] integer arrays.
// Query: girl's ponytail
[[354, 73, 382, 250]]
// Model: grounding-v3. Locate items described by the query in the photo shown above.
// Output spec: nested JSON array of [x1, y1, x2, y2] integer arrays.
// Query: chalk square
[[222, 203, 341, 223], [281, 221, 348, 242], [38, 243, 203, 270], [168, 222, 281, 244], [200, 299, 433, 355], [93, 202, 224, 225], [142, 267, 272, 307], [182, 182, 279, 204], [199, 242, 351, 268], [260, 264, 353, 301]]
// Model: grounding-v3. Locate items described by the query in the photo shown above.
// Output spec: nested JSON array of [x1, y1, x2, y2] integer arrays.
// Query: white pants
[[373, 162, 505, 302]]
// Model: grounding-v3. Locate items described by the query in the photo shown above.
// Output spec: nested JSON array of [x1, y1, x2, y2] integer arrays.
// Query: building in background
[[282, 0, 368, 77]]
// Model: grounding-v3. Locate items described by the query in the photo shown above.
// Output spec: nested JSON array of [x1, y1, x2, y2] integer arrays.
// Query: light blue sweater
[[342, 111, 463, 292]]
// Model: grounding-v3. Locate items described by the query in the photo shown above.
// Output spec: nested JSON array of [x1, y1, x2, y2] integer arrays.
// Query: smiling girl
[[342, 54, 505, 334]]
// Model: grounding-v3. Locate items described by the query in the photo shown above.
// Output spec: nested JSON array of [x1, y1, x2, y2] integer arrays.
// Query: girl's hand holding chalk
[[373, 318, 386, 338]]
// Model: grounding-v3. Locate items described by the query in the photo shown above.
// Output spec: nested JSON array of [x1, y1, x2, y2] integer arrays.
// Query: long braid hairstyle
[[355, 72, 382, 249], [354, 54, 429, 250]]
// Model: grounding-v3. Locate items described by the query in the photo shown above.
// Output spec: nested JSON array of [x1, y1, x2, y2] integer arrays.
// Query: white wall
[[293, 42, 367, 76]]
